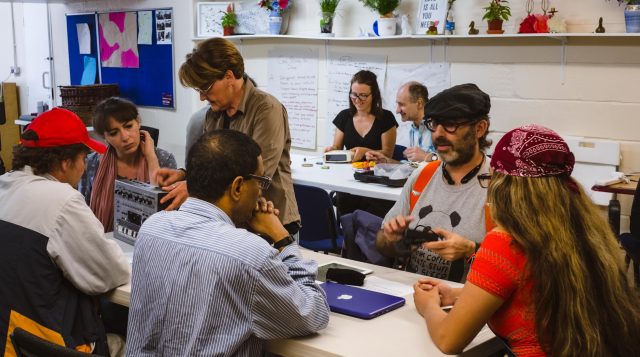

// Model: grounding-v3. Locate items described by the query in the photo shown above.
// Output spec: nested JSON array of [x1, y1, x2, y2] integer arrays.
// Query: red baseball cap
[[20, 108, 107, 154]]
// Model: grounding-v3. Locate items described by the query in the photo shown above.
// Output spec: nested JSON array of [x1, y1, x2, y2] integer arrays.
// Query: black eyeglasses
[[477, 173, 492, 188], [244, 174, 272, 191], [425, 118, 476, 134], [194, 81, 215, 95], [349, 92, 372, 101]]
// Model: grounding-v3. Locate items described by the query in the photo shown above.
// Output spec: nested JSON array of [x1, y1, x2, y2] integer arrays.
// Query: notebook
[[320, 281, 405, 320]]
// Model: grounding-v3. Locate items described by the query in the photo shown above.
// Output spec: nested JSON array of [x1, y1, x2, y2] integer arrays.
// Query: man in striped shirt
[[126, 130, 329, 356]]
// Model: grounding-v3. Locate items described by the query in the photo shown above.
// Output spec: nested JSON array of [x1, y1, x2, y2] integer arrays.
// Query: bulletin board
[[65, 8, 175, 109]]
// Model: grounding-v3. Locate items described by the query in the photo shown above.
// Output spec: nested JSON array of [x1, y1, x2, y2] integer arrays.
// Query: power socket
[[10, 66, 20, 76]]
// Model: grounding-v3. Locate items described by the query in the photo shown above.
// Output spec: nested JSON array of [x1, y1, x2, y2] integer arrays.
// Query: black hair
[[12, 132, 89, 175], [92, 97, 139, 136], [348, 70, 383, 118], [186, 130, 261, 202]]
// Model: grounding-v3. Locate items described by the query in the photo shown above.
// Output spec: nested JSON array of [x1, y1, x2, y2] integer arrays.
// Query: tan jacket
[[186, 79, 300, 226]]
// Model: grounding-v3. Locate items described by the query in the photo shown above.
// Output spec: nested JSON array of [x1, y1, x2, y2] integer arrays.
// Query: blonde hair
[[178, 38, 244, 91], [488, 172, 640, 356]]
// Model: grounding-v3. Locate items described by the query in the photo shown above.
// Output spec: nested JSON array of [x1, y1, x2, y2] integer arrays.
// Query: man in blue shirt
[[126, 130, 329, 356]]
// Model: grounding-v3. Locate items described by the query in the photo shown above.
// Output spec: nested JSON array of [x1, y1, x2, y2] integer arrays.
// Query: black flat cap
[[424, 83, 491, 121]]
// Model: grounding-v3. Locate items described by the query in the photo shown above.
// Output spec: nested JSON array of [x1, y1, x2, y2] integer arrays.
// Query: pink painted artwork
[[99, 12, 139, 68]]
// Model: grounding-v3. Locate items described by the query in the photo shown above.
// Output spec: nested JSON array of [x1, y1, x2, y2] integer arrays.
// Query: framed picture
[[196, 2, 229, 37], [415, 0, 448, 35]]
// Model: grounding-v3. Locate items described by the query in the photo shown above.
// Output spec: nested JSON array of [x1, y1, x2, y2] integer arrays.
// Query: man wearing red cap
[[0, 108, 130, 356]]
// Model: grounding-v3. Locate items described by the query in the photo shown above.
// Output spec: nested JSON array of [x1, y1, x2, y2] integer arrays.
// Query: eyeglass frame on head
[[244, 174, 272, 191], [425, 117, 479, 134], [349, 92, 372, 101], [477, 173, 491, 188]]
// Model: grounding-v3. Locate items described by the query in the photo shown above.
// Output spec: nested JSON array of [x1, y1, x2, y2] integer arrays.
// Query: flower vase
[[269, 10, 283, 35], [625, 5, 640, 33], [377, 14, 397, 37], [320, 12, 335, 35]]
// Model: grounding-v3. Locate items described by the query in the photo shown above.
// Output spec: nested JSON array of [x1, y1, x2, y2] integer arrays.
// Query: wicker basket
[[58, 84, 119, 126]]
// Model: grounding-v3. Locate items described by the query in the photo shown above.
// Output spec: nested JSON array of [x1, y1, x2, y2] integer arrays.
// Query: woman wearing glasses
[[413, 125, 640, 356], [78, 97, 177, 232], [325, 70, 397, 162], [324, 70, 398, 217]]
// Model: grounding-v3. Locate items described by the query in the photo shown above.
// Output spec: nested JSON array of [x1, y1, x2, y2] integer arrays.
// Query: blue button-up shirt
[[126, 198, 329, 357]]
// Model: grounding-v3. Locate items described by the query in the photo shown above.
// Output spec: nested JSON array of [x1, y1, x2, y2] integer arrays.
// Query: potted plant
[[482, 0, 511, 34], [608, 0, 640, 33], [221, 4, 238, 36], [320, 0, 341, 36], [358, 0, 401, 36]]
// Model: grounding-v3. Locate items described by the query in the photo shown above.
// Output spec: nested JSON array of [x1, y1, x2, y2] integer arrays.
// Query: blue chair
[[392, 144, 407, 161], [618, 180, 640, 286], [293, 183, 344, 253]]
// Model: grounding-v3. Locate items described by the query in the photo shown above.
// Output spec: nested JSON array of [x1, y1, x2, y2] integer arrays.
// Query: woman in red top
[[412, 124, 640, 356]]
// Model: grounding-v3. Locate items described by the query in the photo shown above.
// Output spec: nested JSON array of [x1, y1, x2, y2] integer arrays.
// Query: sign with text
[[415, 0, 447, 35]]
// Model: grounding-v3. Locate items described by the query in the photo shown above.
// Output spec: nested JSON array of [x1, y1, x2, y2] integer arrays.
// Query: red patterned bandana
[[491, 124, 575, 177]]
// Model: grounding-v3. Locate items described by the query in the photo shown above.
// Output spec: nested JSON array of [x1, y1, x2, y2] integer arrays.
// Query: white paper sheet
[[268, 47, 319, 149], [76, 23, 91, 54], [362, 275, 414, 297], [137, 11, 152, 45]]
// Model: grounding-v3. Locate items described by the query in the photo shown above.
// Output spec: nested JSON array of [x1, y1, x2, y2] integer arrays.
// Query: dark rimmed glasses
[[425, 118, 476, 134], [349, 92, 372, 101], [245, 174, 272, 191], [477, 173, 492, 188]]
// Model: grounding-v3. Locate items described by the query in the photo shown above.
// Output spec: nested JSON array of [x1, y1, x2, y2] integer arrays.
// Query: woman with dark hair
[[325, 70, 397, 162], [324, 70, 398, 217], [412, 124, 640, 356], [78, 97, 177, 232]]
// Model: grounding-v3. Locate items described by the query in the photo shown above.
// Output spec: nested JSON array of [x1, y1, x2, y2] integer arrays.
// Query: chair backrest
[[10, 327, 100, 357], [293, 183, 340, 251], [140, 125, 159, 147], [392, 144, 406, 161], [631, 181, 640, 236]]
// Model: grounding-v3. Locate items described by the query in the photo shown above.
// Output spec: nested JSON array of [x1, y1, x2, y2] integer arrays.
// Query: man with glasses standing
[[376, 84, 493, 282], [127, 130, 329, 355], [156, 37, 300, 236]]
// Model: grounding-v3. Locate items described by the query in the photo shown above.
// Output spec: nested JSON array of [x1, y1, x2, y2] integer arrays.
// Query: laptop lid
[[320, 281, 405, 320]]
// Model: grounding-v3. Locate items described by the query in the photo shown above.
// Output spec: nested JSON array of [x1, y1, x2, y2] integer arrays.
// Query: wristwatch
[[273, 234, 296, 250]]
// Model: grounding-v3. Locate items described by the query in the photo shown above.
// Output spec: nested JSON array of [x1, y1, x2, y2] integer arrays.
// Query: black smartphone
[[404, 228, 441, 245], [140, 133, 145, 142]]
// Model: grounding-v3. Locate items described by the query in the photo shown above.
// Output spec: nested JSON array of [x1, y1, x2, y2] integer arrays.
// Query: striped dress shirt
[[126, 198, 330, 357]]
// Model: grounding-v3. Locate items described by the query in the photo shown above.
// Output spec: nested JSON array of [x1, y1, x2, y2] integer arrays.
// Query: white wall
[[2, 0, 638, 227]]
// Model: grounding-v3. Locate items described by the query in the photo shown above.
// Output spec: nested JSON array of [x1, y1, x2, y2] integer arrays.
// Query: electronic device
[[323, 150, 353, 163], [320, 281, 405, 320], [317, 261, 373, 282], [404, 227, 442, 245], [113, 179, 169, 245]]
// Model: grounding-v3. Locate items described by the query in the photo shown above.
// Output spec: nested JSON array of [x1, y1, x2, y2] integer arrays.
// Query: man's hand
[[249, 198, 288, 241], [381, 215, 414, 243], [160, 180, 188, 211], [156, 168, 186, 187], [365, 150, 389, 163], [403, 147, 428, 162], [424, 228, 476, 261]]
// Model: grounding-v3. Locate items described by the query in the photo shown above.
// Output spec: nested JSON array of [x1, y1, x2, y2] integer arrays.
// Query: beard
[[434, 126, 477, 167]]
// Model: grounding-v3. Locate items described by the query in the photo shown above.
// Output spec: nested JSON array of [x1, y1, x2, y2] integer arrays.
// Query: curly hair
[[12, 143, 89, 175], [488, 172, 640, 356]]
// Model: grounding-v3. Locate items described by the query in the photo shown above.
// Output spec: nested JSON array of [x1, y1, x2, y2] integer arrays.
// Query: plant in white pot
[[607, 0, 640, 33], [320, 0, 341, 36], [358, 0, 401, 36]]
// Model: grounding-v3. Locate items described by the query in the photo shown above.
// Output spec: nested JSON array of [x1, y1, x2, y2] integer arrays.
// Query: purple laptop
[[320, 281, 406, 320]]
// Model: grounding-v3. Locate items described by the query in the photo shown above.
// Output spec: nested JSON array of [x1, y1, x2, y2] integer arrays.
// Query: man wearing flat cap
[[376, 84, 493, 282], [0, 108, 130, 356]]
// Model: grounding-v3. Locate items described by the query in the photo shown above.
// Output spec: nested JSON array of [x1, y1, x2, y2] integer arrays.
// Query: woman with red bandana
[[413, 124, 640, 356]]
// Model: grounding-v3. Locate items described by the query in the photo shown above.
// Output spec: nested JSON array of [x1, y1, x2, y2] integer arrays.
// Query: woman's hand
[[350, 147, 369, 161], [415, 278, 459, 307], [324, 146, 336, 153], [139, 130, 156, 160], [413, 282, 442, 317]]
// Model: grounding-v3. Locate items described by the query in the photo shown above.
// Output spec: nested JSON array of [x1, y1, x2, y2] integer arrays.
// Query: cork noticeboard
[[0, 82, 20, 171]]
